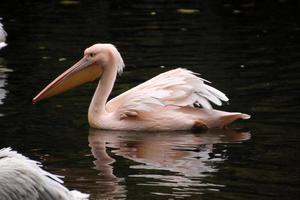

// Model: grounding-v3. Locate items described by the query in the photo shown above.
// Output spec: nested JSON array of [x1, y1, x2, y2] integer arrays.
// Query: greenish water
[[0, 1, 299, 199]]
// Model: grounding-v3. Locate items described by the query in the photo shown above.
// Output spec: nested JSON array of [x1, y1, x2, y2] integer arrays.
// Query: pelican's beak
[[32, 56, 102, 104]]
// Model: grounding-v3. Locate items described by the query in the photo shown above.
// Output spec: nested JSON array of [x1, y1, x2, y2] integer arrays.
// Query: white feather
[[106, 68, 229, 118], [0, 22, 7, 49], [0, 148, 89, 200]]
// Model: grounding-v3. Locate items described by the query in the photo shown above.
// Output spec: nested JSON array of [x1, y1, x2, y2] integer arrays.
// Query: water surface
[[0, 1, 299, 199]]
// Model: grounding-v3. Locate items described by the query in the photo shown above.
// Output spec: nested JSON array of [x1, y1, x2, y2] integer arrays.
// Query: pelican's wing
[[106, 68, 229, 119], [0, 148, 89, 200]]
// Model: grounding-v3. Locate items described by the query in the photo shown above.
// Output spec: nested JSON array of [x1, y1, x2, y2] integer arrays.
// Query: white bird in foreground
[[0, 148, 89, 200], [33, 43, 250, 131], [0, 22, 7, 49]]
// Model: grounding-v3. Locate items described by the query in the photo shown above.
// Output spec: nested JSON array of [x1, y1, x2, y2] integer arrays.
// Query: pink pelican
[[33, 44, 250, 131]]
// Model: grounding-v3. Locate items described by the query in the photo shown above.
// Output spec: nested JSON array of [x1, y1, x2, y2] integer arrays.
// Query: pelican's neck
[[88, 65, 117, 123]]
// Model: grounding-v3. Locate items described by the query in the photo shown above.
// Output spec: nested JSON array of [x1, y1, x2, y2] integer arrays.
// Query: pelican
[[0, 147, 89, 200], [33, 44, 250, 131], [0, 22, 7, 49]]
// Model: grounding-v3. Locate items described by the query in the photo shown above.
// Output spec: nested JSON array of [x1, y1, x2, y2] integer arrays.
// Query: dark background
[[0, 0, 299, 199]]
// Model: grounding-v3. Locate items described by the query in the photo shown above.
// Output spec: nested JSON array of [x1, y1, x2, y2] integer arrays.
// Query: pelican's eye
[[90, 53, 95, 57]]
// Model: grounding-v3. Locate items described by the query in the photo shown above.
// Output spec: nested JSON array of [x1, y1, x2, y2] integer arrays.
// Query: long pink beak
[[32, 56, 102, 104]]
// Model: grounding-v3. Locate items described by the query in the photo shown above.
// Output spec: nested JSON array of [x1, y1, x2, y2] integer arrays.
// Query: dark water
[[0, 0, 300, 199]]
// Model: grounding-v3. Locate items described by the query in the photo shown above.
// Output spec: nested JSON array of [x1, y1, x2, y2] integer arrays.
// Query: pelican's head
[[32, 43, 124, 104], [84, 44, 124, 74]]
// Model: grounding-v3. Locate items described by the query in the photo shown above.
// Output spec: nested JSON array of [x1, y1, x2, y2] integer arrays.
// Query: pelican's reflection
[[0, 57, 10, 117], [0, 72, 7, 105], [88, 128, 250, 198], [0, 21, 8, 115]]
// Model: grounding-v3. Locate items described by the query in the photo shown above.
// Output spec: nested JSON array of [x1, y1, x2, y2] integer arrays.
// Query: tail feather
[[220, 113, 250, 128]]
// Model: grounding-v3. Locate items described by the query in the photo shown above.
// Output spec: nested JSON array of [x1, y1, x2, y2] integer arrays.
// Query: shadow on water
[[88, 128, 250, 199]]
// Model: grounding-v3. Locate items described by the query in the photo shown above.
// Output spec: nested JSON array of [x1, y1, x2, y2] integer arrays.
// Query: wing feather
[[106, 68, 229, 119]]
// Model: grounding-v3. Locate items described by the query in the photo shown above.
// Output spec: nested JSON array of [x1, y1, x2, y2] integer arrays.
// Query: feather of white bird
[[0, 22, 7, 49], [107, 68, 229, 118], [0, 147, 89, 200]]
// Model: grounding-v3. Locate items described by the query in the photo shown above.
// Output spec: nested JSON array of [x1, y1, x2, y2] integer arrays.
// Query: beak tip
[[32, 97, 38, 104]]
